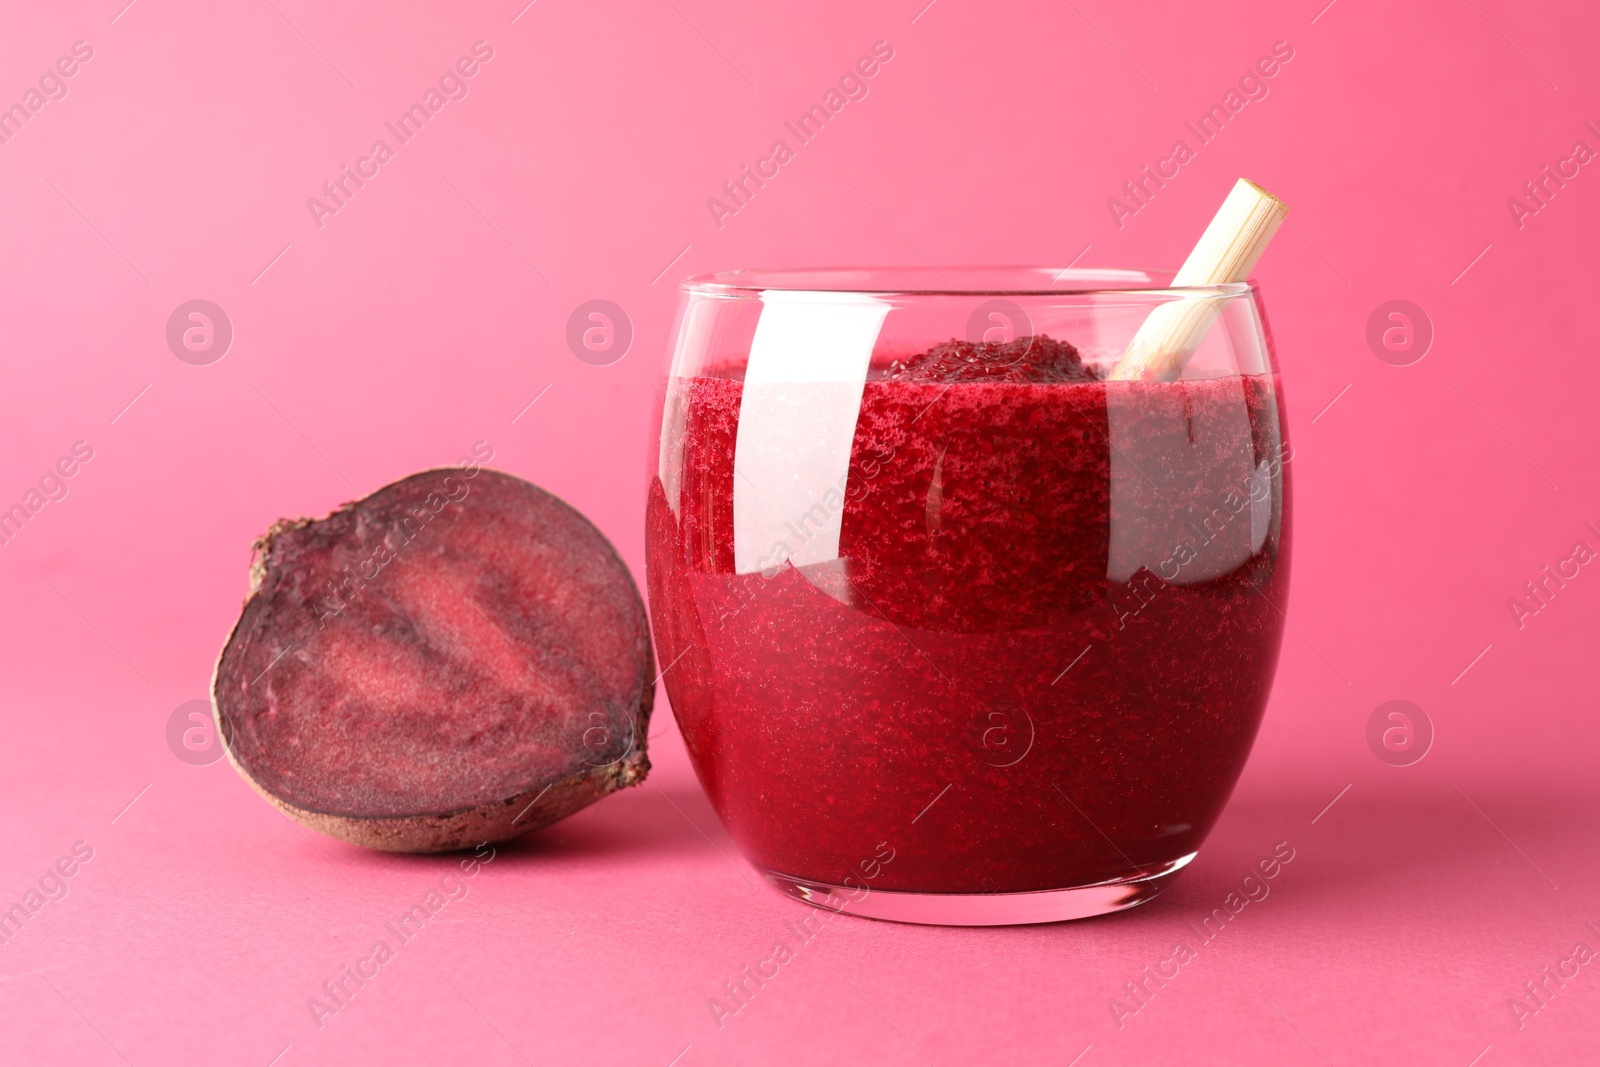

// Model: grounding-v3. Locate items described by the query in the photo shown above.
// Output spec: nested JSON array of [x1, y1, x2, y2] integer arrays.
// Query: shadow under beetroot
[[484, 780, 735, 866], [309, 780, 729, 878]]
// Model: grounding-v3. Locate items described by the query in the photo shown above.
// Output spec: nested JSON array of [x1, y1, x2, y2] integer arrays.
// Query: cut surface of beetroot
[[212, 467, 653, 852]]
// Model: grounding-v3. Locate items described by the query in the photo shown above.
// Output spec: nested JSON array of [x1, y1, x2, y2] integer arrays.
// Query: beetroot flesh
[[211, 467, 653, 853]]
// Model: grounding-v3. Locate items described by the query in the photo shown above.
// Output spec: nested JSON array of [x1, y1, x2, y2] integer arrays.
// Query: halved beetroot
[[211, 467, 653, 853]]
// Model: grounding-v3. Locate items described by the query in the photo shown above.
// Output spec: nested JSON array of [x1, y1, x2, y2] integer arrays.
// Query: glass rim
[[680, 266, 1257, 298]]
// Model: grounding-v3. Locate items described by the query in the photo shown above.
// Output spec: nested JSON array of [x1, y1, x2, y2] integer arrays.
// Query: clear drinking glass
[[645, 267, 1291, 925]]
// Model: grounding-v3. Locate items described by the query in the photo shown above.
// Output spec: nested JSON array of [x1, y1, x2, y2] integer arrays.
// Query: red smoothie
[[646, 335, 1291, 895]]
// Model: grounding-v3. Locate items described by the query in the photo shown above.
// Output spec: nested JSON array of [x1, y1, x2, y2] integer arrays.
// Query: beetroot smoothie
[[646, 334, 1290, 896]]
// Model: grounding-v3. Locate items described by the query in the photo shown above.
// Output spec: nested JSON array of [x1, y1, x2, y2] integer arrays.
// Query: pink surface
[[1, 0, 1597, 1063]]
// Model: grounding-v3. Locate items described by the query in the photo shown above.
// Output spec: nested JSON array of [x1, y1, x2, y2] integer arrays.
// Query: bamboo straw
[[1108, 178, 1288, 381]]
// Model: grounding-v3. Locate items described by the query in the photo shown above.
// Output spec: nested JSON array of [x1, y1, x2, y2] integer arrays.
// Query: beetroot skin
[[211, 466, 654, 853]]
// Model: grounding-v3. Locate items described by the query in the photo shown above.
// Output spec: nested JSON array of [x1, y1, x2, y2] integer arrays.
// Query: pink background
[[2, 0, 1597, 1063]]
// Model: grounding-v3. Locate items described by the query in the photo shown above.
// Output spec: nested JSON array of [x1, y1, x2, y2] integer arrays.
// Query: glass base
[[763, 852, 1197, 926]]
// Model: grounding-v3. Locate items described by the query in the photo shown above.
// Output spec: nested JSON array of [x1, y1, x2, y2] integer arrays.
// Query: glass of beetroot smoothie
[[645, 267, 1291, 925]]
